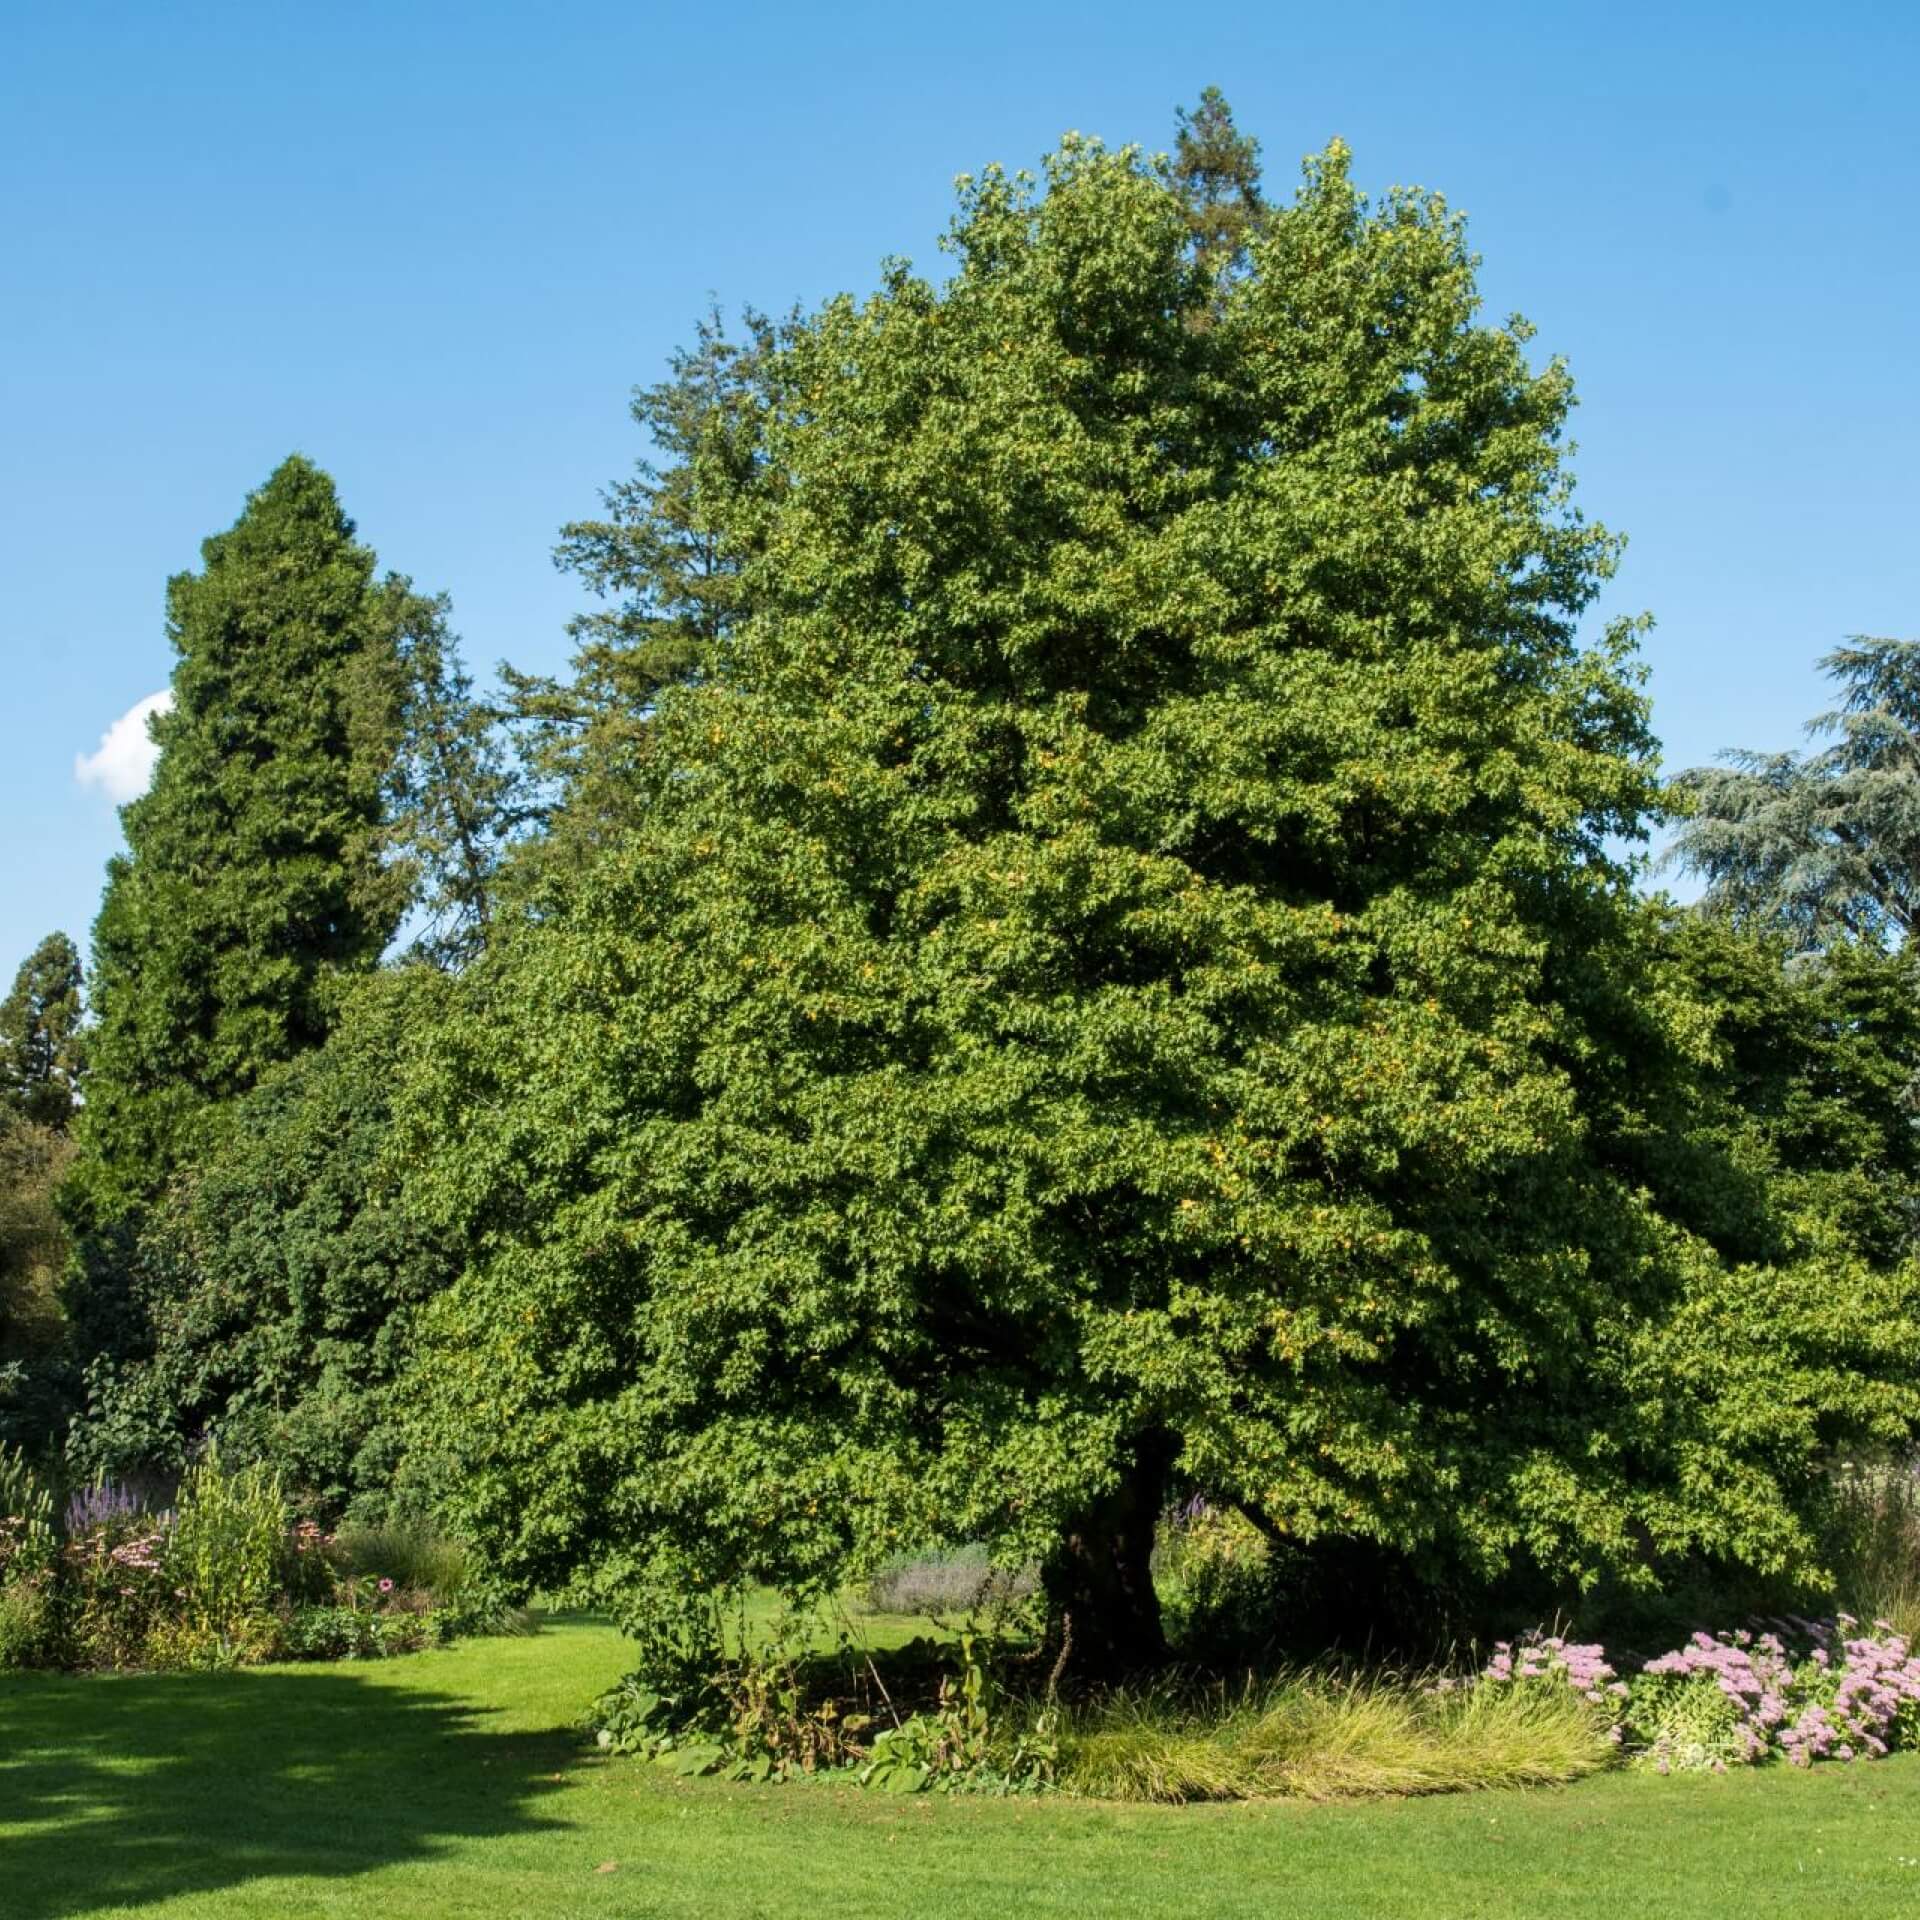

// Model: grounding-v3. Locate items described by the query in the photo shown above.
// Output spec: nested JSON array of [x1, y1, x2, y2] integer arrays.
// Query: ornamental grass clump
[[1046, 1665, 1616, 1803], [1826, 1457, 1920, 1643]]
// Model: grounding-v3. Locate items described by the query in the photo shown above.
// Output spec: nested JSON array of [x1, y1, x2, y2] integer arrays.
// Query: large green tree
[[0, 1121, 75, 1448], [75, 456, 414, 1217], [0, 933, 84, 1131], [398, 120, 1920, 1675]]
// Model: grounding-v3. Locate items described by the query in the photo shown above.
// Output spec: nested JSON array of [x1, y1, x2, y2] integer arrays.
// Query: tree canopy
[[394, 123, 1920, 1676]]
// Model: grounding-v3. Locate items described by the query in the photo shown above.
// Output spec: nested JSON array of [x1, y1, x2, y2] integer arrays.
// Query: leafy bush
[[1155, 1501, 1286, 1662], [591, 1625, 1055, 1795], [70, 970, 462, 1519], [590, 1628, 872, 1783], [275, 1602, 440, 1661]]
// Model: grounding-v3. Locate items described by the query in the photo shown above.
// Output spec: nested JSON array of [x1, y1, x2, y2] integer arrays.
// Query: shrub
[[275, 1603, 440, 1661], [0, 1575, 54, 1666]]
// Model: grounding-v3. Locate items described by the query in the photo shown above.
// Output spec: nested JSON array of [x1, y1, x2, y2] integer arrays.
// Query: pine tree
[[0, 933, 84, 1131], [75, 456, 412, 1217]]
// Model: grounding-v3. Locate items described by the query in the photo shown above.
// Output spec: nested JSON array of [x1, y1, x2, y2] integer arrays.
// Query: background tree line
[[4, 93, 1918, 1674]]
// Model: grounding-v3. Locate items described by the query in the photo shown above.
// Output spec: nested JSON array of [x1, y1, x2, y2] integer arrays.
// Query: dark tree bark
[[1044, 1429, 1177, 1686]]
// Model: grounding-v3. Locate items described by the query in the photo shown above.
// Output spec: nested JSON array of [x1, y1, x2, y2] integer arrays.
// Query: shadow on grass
[[0, 1656, 578, 1918]]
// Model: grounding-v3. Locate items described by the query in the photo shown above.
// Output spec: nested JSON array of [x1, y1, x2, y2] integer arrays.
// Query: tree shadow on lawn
[[0, 1662, 577, 1918]]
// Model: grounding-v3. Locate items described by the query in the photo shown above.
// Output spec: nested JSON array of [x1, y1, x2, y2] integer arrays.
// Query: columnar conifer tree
[[399, 116, 1920, 1676], [61, 458, 515, 1451]]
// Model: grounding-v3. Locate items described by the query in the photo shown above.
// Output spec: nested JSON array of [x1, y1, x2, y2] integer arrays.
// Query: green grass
[[4, 1617, 1920, 1919]]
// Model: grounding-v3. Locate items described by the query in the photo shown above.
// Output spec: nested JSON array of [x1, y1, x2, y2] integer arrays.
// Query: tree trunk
[[1044, 1430, 1176, 1688]]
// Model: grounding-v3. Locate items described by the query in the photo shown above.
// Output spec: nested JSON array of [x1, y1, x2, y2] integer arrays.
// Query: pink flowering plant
[[1478, 1618, 1920, 1773], [63, 1507, 179, 1668]]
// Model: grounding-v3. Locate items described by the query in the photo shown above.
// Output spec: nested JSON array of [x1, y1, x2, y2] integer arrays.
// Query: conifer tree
[[0, 933, 84, 1131], [75, 456, 412, 1217], [1170, 87, 1265, 305], [509, 307, 777, 874], [1670, 634, 1920, 947]]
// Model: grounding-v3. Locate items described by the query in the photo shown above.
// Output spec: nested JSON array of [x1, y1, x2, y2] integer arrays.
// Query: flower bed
[[1479, 1620, 1920, 1772], [0, 1445, 497, 1671]]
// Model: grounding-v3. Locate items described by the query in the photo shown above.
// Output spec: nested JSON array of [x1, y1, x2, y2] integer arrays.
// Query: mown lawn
[[3, 1616, 1918, 1919]]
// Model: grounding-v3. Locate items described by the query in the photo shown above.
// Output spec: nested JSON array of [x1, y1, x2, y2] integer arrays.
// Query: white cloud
[[75, 690, 173, 802]]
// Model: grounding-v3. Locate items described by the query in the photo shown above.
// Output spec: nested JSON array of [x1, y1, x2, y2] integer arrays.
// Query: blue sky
[[3, 0, 1915, 981]]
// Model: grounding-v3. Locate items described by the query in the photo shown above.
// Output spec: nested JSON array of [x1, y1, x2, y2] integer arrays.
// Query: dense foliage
[[507, 305, 776, 878], [69, 971, 458, 1516], [0, 1122, 75, 1448], [389, 125, 1920, 1677], [57, 455, 503, 1431], [5, 98, 1910, 1703]]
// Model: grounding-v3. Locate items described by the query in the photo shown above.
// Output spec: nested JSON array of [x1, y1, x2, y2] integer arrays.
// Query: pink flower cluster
[[1482, 1632, 1630, 1709], [1777, 1617, 1920, 1768], [1639, 1628, 1796, 1765], [107, 1533, 166, 1573]]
